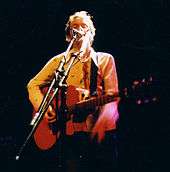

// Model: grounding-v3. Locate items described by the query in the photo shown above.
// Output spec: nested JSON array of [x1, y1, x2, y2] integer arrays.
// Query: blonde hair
[[65, 11, 96, 44]]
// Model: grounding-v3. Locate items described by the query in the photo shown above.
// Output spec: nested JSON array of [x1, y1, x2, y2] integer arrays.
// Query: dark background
[[0, 0, 169, 171]]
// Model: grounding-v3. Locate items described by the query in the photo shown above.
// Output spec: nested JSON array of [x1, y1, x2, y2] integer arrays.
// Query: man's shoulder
[[51, 52, 65, 60], [96, 52, 113, 57], [49, 52, 65, 63], [95, 52, 114, 63]]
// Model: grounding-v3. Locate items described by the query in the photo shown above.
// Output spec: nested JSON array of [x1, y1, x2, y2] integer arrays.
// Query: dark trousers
[[23, 130, 118, 172], [61, 130, 118, 172]]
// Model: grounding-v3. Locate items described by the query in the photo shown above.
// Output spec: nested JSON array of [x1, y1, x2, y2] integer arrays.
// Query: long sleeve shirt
[[27, 48, 119, 135]]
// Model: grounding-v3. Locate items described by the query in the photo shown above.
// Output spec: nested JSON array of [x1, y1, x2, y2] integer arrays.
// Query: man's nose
[[77, 26, 83, 31]]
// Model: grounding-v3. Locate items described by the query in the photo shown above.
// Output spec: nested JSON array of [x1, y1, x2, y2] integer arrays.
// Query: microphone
[[79, 31, 91, 59], [71, 28, 91, 60], [72, 28, 85, 38]]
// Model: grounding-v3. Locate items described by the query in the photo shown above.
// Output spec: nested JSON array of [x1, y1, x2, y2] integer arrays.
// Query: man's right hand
[[44, 106, 56, 123]]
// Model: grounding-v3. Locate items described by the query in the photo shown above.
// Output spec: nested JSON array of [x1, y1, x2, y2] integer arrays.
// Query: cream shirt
[[27, 48, 119, 134]]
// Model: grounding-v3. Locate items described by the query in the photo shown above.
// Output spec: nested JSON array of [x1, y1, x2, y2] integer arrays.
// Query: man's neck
[[79, 47, 91, 63]]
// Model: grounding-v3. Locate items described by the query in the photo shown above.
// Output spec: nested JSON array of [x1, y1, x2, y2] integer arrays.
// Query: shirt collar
[[66, 47, 98, 66]]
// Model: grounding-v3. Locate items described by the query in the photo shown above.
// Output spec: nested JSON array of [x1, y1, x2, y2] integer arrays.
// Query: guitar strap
[[72, 54, 99, 123], [90, 54, 98, 96]]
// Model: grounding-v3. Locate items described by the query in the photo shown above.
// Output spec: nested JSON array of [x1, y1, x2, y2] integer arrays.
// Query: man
[[27, 11, 119, 171]]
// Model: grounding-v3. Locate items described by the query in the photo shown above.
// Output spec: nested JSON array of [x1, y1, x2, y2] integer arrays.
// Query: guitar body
[[34, 117, 58, 150], [33, 85, 80, 150], [33, 86, 59, 150]]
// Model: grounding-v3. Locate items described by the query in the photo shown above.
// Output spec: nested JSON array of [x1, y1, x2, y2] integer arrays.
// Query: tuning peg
[[136, 99, 142, 105], [133, 80, 140, 86], [123, 88, 128, 97], [152, 97, 158, 102], [149, 76, 153, 82], [144, 99, 150, 104], [136, 98, 150, 105], [142, 78, 146, 83]]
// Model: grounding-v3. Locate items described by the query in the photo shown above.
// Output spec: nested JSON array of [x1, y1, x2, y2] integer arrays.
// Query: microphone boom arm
[[16, 35, 78, 160]]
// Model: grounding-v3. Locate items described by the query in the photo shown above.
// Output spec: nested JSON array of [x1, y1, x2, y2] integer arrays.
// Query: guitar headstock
[[122, 76, 158, 105]]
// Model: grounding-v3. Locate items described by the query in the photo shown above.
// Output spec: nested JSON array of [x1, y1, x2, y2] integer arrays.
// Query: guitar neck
[[68, 93, 119, 114]]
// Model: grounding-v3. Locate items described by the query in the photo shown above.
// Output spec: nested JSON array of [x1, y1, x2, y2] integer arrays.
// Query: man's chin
[[73, 41, 82, 49]]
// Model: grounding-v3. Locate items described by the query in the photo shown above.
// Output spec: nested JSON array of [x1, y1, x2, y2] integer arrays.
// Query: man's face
[[69, 17, 91, 49], [70, 17, 89, 36]]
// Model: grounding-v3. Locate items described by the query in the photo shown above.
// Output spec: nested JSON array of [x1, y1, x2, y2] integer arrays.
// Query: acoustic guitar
[[33, 77, 157, 150]]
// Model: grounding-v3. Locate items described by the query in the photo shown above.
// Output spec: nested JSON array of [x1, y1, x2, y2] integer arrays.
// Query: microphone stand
[[16, 33, 79, 161]]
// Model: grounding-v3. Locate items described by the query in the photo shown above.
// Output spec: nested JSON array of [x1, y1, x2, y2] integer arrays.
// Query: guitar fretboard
[[68, 93, 119, 114]]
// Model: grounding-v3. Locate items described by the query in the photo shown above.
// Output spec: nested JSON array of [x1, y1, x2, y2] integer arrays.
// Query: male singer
[[27, 11, 119, 172]]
